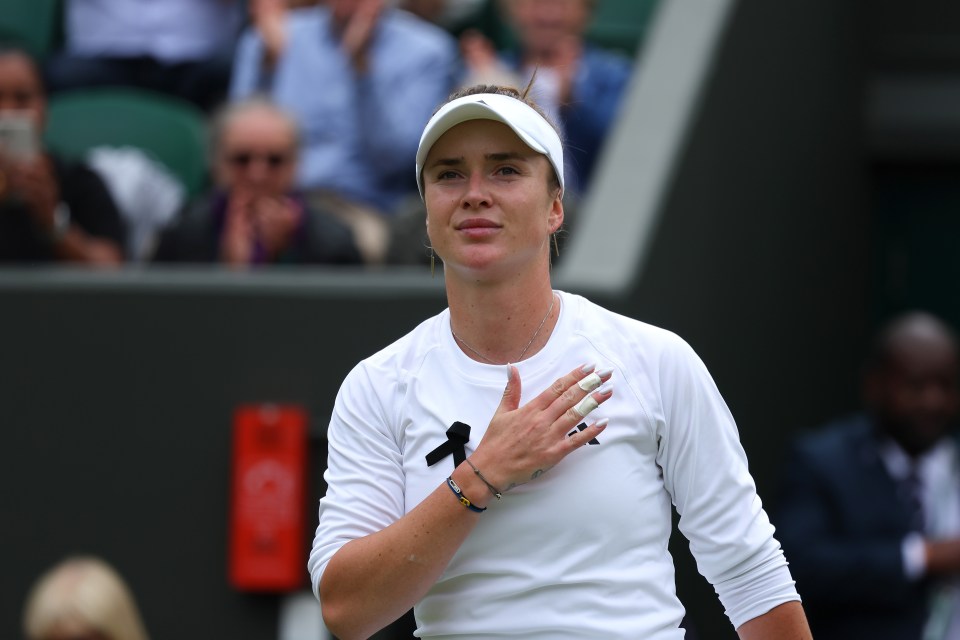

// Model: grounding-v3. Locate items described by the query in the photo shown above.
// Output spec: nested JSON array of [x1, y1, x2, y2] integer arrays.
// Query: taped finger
[[573, 393, 599, 418], [577, 372, 602, 392]]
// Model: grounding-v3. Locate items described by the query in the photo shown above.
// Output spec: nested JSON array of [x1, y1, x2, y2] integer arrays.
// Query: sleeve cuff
[[902, 532, 926, 580]]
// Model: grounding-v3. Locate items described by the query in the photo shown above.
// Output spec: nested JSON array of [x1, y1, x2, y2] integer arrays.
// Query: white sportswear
[[309, 291, 799, 639]]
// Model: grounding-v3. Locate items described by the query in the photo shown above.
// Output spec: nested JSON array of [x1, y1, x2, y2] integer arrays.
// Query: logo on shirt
[[568, 422, 601, 445]]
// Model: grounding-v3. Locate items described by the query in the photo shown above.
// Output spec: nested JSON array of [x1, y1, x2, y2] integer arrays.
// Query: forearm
[[319, 463, 490, 640], [53, 227, 123, 265], [737, 601, 811, 640]]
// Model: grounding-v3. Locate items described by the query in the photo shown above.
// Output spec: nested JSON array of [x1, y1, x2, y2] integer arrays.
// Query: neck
[[446, 270, 558, 365]]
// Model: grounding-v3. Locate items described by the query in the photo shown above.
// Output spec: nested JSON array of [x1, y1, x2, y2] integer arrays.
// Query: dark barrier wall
[[0, 0, 871, 638], [0, 274, 449, 639], [628, 0, 868, 635]]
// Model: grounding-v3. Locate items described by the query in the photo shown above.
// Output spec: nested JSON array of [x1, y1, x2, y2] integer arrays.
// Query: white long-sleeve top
[[310, 291, 799, 638]]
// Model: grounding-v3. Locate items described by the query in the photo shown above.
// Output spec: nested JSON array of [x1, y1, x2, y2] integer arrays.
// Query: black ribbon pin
[[425, 421, 471, 468]]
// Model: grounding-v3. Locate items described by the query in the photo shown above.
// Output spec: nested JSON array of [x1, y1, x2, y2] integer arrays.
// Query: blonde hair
[[23, 556, 150, 640]]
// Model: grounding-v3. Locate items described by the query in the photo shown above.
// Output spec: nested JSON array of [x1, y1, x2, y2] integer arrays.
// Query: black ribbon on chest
[[425, 421, 471, 468]]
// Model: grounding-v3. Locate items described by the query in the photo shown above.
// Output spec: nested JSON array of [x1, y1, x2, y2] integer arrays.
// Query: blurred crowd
[[15, 4, 960, 640], [0, 0, 637, 268]]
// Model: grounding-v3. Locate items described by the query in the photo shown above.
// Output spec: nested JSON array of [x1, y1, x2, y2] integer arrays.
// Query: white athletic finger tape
[[578, 373, 602, 392], [574, 395, 599, 418]]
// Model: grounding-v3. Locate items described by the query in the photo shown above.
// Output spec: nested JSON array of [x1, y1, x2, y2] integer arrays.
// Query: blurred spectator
[[22, 555, 150, 640], [460, 0, 633, 195], [230, 0, 459, 221], [0, 46, 125, 265], [45, 0, 244, 111], [153, 98, 362, 266], [776, 311, 960, 640]]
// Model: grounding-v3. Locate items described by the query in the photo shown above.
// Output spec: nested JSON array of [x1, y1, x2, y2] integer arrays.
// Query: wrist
[[445, 476, 486, 513], [466, 457, 503, 500], [451, 465, 491, 510]]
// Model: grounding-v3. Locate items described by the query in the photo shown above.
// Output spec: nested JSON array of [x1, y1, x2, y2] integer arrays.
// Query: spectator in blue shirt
[[230, 0, 459, 218], [461, 0, 633, 195]]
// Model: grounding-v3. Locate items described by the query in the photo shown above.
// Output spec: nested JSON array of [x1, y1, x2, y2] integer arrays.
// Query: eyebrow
[[427, 151, 533, 170]]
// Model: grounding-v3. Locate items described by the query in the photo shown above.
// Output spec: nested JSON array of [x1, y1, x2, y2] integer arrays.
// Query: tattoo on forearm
[[531, 469, 544, 480]]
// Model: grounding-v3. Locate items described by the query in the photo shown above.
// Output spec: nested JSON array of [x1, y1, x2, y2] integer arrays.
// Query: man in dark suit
[[776, 311, 960, 640]]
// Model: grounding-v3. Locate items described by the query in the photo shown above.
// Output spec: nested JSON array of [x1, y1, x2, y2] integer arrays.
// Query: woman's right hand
[[470, 364, 612, 492]]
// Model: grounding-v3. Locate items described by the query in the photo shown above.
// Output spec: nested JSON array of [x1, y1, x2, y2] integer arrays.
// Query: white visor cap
[[415, 92, 564, 200]]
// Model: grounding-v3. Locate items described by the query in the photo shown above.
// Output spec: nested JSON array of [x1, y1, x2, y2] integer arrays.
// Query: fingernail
[[506, 364, 514, 381], [599, 384, 613, 396], [580, 363, 596, 374], [597, 367, 614, 378], [574, 394, 599, 417], [594, 418, 609, 429], [578, 372, 602, 391]]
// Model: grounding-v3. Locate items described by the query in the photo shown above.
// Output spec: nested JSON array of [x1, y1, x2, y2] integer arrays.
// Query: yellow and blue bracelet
[[446, 477, 486, 513]]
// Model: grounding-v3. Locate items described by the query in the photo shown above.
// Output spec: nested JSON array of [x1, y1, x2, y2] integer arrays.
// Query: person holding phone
[[309, 84, 813, 639], [0, 45, 124, 265]]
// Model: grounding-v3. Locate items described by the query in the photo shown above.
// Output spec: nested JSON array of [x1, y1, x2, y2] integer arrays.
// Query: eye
[[436, 170, 461, 180], [496, 166, 520, 176]]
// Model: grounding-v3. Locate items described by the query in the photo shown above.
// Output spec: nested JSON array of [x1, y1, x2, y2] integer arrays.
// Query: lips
[[455, 218, 501, 230]]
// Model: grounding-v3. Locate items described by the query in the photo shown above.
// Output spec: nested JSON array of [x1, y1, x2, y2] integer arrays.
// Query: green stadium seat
[[0, 0, 61, 58], [45, 88, 208, 196]]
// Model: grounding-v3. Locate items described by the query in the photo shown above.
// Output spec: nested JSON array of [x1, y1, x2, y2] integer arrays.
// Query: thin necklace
[[451, 293, 557, 364]]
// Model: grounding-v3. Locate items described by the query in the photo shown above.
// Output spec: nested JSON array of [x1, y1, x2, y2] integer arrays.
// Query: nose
[[243, 158, 271, 186], [460, 172, 491, 209]]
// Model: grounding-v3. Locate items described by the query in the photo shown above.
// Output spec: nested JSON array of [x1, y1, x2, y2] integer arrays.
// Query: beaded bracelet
[[465, 458, 502, 500], [446, 477, 486, 513]]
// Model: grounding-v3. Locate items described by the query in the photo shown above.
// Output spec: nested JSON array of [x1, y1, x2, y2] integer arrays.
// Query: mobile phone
[[0, 113, 38, 161]]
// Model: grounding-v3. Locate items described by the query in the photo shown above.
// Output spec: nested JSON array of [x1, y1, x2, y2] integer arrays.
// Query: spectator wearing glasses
[[153, 98, 361, 266]]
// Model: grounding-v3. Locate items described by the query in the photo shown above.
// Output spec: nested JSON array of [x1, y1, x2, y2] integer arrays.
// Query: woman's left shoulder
[[563, 291, 689, 353]]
